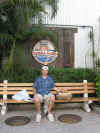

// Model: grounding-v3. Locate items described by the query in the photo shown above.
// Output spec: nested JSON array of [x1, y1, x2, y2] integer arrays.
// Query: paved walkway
[[0, 103, 100, 133]]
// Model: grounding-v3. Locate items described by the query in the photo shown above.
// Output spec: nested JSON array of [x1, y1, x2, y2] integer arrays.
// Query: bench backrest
[[0, 82, 95, 96]]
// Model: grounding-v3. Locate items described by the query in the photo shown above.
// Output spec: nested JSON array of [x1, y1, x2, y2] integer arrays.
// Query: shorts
[[34, 93, 55, 103]]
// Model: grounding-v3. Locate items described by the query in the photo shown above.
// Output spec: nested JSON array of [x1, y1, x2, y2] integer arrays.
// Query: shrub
[[95, 67, 100, 101], [0, 66, 96, 83]]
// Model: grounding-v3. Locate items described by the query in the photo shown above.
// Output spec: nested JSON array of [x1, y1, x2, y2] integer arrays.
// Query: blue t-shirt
[[33, 76, 55, 95]]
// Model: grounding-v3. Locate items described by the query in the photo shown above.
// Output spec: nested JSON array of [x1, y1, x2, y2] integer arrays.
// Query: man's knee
[[34, 96, 41, 104], [50, 95, 55, 103]]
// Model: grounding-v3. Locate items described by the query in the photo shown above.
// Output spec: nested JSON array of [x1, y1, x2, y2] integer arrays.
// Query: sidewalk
[[0, 103, 100, 133]]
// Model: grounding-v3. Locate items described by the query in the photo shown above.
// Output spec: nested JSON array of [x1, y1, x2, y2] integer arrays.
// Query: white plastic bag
[[12, 89, 31, 101]]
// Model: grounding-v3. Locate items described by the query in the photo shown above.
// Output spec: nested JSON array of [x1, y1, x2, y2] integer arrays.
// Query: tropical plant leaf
[[0, 33, 13, 46], [4, 39, 16, 71], [0, 0, 59, 70]]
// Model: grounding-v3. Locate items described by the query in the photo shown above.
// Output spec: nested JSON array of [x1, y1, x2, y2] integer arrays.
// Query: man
[[32, 66, 60, 122]]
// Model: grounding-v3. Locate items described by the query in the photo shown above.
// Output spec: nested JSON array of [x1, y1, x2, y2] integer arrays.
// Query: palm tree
[[0, 0, 59, 70]]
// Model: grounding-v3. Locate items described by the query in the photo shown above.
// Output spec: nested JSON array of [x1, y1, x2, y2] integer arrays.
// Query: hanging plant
[[88, 30, 94, 42]]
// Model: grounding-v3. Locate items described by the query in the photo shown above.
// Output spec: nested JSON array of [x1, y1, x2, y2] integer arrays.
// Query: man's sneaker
[[35, 113, 41, 122], [47, 113, 55, 122]]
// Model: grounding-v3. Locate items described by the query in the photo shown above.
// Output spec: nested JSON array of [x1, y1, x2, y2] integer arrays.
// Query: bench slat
[[2, 87, 33, 90], [0, 90, 95, 95], [1, 82, 94, 86], [0, 86, 95, 91], [52, 90, 95, 94], [7, 83, 85, 87], [56, 87, 95, 90], [0, 91, 33, 95], [56, 82, 95, 86], [0, 97, 98, 104], [0, 84, 3, 87], [7, 83, 33, 87], [55, 97, 98, 102]]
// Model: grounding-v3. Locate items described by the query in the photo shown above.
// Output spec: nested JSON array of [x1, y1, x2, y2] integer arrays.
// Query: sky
[[48, 0, 100, 26], [68, 0, 100, 26]]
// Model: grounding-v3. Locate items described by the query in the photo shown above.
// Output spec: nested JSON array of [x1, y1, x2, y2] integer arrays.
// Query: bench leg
[[1, 103, 7, 115], [83, 102, 91, 112]]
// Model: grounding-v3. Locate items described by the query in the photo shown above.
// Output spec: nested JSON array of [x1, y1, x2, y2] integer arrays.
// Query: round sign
[[32, 40, 58, 65]]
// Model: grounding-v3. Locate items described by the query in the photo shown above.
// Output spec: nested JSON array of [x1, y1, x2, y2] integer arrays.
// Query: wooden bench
[[0, 80, 98, 115]]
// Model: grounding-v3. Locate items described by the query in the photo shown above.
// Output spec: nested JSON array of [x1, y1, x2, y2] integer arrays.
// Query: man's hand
[[53, 87, 61, 92]]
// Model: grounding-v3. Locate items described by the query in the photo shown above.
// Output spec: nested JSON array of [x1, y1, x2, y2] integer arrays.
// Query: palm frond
[[0, 33, 13, 45], [8, 0, 58, 18], [9, 0, 35, 7], [4, 39, 16, 71], [40, 0, 59, 18]]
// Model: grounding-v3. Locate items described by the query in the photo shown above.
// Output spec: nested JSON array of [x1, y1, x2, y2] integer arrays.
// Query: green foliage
[[31, 26, 57, 46], [0, 67, 96, 83], [0, 0, 59, 70], [95, 67, 100, 101], [49, 68, 96, 82], [88, 30, 94, 41], [96, 58, 100, 67]]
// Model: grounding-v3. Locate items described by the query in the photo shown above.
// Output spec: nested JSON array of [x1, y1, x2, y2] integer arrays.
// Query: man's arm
[[52, 87, 61, 92], [50, 77, 61, 92], [32, 79, 38, 96], [33, 87, 37, 96]]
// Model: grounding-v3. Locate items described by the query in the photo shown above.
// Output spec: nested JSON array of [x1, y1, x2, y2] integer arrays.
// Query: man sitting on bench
[[32, 66, 60, 122]]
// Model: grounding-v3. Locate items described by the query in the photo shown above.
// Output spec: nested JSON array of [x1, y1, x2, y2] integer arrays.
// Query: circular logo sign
[[32, 40, 58, 65]]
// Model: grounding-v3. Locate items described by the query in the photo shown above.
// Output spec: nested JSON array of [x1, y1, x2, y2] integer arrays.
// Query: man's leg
[[34, 94, 43, 122], [34, 94, 42, 112], [44, 93, 55, 122], [48, 94, 55, 113]]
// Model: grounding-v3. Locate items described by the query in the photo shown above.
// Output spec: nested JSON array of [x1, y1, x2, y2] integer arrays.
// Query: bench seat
[[0, 97, 98, 104]]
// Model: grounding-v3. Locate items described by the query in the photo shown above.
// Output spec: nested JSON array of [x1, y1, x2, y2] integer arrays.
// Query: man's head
[[41, 66, 49, 76]]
